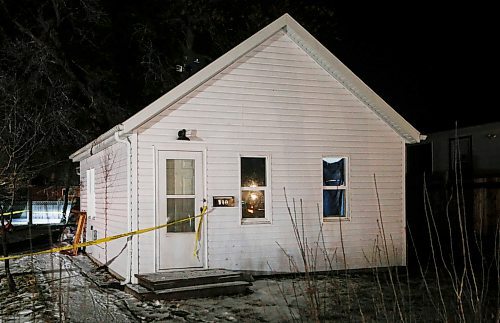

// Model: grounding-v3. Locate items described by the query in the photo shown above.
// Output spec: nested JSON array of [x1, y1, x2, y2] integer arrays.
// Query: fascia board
[[284, 15, 420, 143]]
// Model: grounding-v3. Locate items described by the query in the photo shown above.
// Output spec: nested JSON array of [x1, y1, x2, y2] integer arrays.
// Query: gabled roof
[[71, 13, 420, 161]]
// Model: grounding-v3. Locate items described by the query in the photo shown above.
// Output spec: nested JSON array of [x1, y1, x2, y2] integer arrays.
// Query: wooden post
[[73, 212, 87, 256]]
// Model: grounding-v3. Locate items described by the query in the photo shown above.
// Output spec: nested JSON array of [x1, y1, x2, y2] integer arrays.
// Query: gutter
[[114, 131, 133, 285], [70, 125, 124, 162]]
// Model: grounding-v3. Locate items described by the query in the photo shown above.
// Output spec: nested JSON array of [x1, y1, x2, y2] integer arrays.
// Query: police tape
[[0, 206, 208, 262], [1, 210, 69, 216], [1, 210, 26, 216]]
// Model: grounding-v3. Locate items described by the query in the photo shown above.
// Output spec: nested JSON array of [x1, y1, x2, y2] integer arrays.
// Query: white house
[[70, 14, 421, 284]]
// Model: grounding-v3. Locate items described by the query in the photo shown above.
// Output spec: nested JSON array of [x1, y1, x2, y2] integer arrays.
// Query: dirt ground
[[0, 252, 498, 322]]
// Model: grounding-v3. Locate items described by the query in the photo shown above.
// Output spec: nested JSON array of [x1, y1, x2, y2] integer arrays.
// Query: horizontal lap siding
[[136, 31, 405, 273], [79, 143, 129, 278]]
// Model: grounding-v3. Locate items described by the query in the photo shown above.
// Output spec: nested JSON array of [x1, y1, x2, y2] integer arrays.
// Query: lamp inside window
[[241, 156, 268, 221]]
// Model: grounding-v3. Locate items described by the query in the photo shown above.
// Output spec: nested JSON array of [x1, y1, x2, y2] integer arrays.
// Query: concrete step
[[136, 269, 253, 291], [125, 280, 252, 301]]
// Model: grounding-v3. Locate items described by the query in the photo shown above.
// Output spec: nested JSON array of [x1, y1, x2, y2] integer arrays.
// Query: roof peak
[[121, 13, 419, 142], [71, 14, 420, 161]]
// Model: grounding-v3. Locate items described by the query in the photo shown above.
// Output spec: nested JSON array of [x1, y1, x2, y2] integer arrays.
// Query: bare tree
[[100, 148, 115, 264], [0, 87, 45, 291]]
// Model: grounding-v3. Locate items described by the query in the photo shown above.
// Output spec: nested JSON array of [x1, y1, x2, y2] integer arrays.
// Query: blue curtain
[[323, 159, 344, 186], [323, 190, 345, 217]]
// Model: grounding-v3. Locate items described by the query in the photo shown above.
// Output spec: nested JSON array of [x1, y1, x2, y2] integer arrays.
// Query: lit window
[[323, 157, 348, 218], [240, 156, 270, 222]]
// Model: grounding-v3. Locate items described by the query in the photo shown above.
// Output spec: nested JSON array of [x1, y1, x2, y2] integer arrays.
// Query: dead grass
[[276, 175, 499, 322]]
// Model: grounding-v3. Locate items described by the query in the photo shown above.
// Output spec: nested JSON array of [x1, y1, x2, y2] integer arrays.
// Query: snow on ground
[[1, 253, 303, 322], [1, 253, 134, 322], [2, 251, 493, 322], [0, 251, 442, 322]]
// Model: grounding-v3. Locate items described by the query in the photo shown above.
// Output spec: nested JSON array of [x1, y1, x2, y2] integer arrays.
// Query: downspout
[[114, 131, 133, 284]]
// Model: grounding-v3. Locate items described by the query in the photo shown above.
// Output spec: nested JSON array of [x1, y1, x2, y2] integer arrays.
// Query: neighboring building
[[10, 201, 73, 225], [10, 186, 79, 225], [409, 122, 500, 240], [70, 14, 421, 283], [423, 122, 500, 179]]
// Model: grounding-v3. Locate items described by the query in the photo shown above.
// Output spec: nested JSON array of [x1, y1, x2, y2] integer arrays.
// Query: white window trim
[[239, 154, 272, 225], [322, 156, 350, 221], [86, 168, 96, 220]]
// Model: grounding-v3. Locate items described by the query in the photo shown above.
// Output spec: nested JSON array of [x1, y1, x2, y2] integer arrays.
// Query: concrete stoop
[[125, 269, 253, 300]]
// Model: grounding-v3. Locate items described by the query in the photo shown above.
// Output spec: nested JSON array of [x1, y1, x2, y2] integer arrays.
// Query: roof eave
[[69, 124, 124, 162], [73, 13, 421, 159], [283, 15, 421, 143]]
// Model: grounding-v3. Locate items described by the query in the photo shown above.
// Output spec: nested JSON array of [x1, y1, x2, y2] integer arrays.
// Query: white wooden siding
[[135, 31, 406, 273], [79, 142, 129, 278]]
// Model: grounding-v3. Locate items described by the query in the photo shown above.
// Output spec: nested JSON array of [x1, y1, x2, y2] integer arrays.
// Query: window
[[449, 136, 472, 174], [322, 157, 348, 218], [240, 156, 270, 223]]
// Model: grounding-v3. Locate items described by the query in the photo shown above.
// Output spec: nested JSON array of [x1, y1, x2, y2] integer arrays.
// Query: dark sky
[[325, 3, 496, 133], [101, 2, 496, 135]]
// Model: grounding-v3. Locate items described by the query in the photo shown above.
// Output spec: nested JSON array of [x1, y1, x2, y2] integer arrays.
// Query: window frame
[[322, 156, 350, 221], [86, 168, 96, 220], [239, 154, 272, 225], [448, 135, 472, 173]]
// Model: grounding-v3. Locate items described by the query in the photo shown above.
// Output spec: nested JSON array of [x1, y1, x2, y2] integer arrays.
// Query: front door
[[158, 151, 204, 270]]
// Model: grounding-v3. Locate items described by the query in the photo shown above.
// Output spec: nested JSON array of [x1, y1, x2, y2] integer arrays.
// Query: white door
[[158, 151, 204, 270]]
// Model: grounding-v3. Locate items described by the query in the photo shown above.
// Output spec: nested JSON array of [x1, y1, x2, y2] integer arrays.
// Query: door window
[[166, 159, 196, 232]]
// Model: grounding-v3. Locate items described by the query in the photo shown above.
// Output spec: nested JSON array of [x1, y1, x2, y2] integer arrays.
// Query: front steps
[[125, 269, 253, 300]]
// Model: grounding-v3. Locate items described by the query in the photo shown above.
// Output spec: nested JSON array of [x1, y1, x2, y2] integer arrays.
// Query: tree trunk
[[62, 160, 71, 225], [1, 212, 16, 292], [28, 189, 33, 226], [28, 185, 34, 263]]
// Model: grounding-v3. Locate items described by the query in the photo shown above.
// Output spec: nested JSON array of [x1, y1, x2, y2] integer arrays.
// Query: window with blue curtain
[[322, 157, 347, 218]]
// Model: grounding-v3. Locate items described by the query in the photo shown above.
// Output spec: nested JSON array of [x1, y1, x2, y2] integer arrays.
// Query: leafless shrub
[[278, 162, 499, 322]]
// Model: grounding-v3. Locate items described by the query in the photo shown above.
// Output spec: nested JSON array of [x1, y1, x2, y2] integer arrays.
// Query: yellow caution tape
[[0, 205, 208, 262], [193, 204, 207, 259], [1, 210, 26, 216], [2, 210, 70, 217]]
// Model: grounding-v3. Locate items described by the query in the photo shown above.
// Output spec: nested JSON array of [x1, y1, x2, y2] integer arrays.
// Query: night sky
[[1, 1, 496, 139], [325, 3, 496, 133]]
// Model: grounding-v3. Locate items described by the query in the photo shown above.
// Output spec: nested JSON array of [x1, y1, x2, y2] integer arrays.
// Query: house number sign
[[213, 196, 235, 207]]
